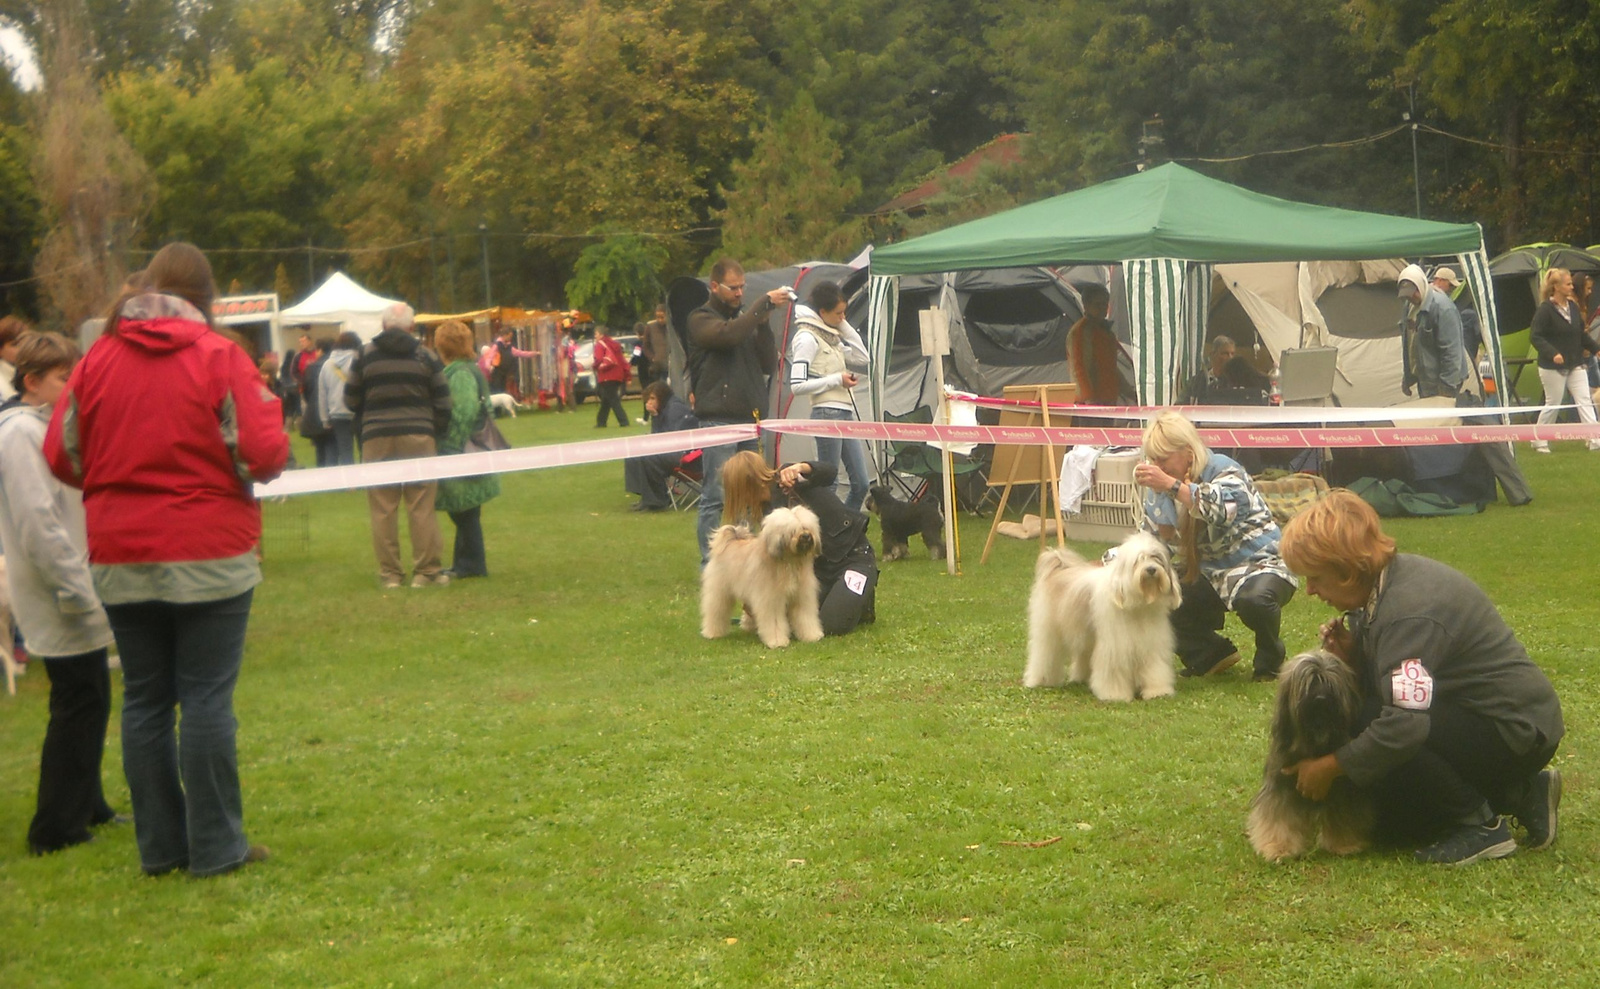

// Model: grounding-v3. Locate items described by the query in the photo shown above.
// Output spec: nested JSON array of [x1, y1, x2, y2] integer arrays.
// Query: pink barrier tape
[[254, 413, 1599, 500], [253, 423, 759, 498], [950, 392, 1561, 423], [758, 417, 1600, 449]]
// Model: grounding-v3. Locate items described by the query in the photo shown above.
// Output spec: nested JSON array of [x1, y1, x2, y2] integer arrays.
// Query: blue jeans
[[449, 506, 488, 576], [330, 419, 357, 466], [108, 590, 255, 877], [809, 406, 872, 513], [696, 425, 762, 565]]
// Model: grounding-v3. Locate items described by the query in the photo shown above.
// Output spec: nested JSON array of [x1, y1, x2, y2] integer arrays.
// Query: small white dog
[[1024, 530, 1182, 702], [700, 505, 824, 649], [489, 392, 520, 418]]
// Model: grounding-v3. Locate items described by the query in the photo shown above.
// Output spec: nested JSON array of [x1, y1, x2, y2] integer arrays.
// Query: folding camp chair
[[881, 409, 994, 515], [668, 449, 704, 511]]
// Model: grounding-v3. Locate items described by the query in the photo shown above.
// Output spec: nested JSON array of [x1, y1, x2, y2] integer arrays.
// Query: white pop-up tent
[[280, 271, 403, 345]]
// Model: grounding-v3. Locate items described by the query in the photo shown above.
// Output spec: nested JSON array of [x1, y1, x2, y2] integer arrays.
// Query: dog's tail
[[1034, 545, 1089, 582], [708, 523, 751, 557]]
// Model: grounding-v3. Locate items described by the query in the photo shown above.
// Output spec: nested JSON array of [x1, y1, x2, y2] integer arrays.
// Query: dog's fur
[[489, 393, 521, 418], [1023, 530, 1181, 701], [864, 485, 946, 561], [700, 505, 824, 649], [1246, 650, 1374, 862]]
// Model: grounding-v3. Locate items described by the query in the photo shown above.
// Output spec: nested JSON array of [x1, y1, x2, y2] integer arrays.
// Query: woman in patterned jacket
[[1132, 410, 1296, 681]]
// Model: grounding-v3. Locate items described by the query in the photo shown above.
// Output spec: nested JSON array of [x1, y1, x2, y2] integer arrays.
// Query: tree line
[[6, 0, 1598, 330]]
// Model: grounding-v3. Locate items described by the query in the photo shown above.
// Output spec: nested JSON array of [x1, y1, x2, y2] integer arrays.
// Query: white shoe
[[1531, 444, 1551, 454]]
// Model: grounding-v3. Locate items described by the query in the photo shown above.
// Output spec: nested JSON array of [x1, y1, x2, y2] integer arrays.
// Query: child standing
[[0, 332, 121, 855]]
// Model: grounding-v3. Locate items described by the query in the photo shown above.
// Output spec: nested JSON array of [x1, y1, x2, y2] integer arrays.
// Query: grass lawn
[[3, 403, 1598, 987]]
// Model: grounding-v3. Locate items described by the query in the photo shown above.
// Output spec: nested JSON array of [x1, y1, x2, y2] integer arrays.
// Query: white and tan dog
[[489, 392, 521, 418], [700, 505, 824, 649], [1024, 530, 1182, 702]]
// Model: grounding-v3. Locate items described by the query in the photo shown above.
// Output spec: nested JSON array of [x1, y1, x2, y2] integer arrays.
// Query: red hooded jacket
[[44, 293, 289, 565], [593, 333, 631, 385]]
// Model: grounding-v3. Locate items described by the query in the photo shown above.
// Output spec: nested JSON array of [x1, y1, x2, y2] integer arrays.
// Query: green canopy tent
[[865, 162, 1504, 408]]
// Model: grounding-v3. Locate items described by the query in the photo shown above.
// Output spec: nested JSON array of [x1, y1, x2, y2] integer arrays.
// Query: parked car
[[572, 332, 642, 403]]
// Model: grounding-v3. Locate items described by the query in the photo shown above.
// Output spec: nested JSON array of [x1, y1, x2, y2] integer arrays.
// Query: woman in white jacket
[[317, 331, 362, 465], [0, 332, 121, 855], [788, 281, 872, 512]]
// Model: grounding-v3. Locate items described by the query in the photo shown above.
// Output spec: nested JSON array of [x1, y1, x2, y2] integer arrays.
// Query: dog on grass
[[700, 505, 824, 649], [1023, 530, 1181, 702], [864, 485, 945, 561], [489, 393, 521, 418], [1246, 650, 1374, 862]]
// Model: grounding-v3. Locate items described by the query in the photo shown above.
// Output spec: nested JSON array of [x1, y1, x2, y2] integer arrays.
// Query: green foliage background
[[7, 0, 1600, 322]]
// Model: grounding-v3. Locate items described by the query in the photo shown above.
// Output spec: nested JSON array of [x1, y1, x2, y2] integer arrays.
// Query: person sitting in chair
[[624, 381, 699, 512]]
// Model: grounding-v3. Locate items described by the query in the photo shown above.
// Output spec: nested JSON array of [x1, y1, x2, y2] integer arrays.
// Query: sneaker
[[1513, 768, 1561, 850], [411, 572, 451, 588], [1531, 444, 1551, 454], [380, 578, 403, 590], [1413, 817, 1517, 865]]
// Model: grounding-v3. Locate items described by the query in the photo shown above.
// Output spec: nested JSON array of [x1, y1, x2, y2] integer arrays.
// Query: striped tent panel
[[1123, 258, 1188, 404], [1180, 262, 1212, 391], [866, 273, 900, 471], [1456, 246, 1508, 411]]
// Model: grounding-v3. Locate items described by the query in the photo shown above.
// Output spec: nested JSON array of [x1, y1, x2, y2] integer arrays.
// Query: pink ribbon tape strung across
[[255, 416, 1598, 499]]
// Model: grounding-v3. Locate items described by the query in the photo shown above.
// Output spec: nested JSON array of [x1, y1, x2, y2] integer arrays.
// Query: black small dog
[[865, 485, 946, 561]]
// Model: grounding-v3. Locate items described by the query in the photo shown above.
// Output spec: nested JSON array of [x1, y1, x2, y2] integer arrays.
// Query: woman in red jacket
[[45, 242, 289, 877]]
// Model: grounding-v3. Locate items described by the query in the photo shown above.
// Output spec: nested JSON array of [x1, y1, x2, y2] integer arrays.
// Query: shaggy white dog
[[489, 392, 521, 417], [1024, 530, 1181, 702], [700, 505, 824, 649]]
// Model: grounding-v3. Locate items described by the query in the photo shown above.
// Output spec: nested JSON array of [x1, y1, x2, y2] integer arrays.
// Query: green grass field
[[3, 404, 1597, 987]]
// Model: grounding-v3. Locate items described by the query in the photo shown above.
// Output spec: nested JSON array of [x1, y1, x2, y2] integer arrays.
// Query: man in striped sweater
[[344, 303, 454, 589]]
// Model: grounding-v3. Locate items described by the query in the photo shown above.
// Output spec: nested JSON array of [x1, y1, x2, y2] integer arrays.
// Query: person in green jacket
[[432, 320, 501, 578]]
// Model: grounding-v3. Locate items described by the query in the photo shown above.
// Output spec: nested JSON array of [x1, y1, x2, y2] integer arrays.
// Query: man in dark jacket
[[686, 258, 791, 564], [344, 303, 453, 589]]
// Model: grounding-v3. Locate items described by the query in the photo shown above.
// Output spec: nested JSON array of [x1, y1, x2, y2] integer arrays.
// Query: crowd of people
[[0, 244, 1582, 878]]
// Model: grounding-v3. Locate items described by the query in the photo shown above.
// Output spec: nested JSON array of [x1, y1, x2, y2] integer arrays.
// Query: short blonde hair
[[1280, 489, 1395, 587], [1141, 410, 1209, 478], [434, 320, 475, 362], [1542, 267, 1570, 302]]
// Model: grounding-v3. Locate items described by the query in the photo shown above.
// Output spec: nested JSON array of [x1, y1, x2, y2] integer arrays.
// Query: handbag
[[464, 374, 510, 453]]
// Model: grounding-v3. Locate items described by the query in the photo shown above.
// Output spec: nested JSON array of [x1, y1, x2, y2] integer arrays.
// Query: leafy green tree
[[563, 232, 667, 329], [717, 91, 863, 268], [105, 54, 373, 294], [1347, 0, 1600, 246], [992, 0, 1418, 216]]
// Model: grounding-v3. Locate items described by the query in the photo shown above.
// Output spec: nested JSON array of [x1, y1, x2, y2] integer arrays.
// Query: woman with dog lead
[[1279, 490, 1563, 866], [1133, 410, 1296, 681], [721, 451, 876, 636], [788, 281, 872, 513]]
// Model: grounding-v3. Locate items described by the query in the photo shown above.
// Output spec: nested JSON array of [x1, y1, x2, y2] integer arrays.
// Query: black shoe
[[1414, 817, 1517, 865], [29, 832, 94, 856], [1513, 768, 1561, 850], [1251, 670, 1279, 683]]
